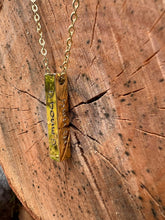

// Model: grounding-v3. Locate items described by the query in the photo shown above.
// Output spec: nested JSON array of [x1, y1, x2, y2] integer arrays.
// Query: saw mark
[[96, 150, 126, 180], [90, 0, 100, 47], [111, 27, 125, 69], [74, 134, 112, 219], [141, 183, 165, 217]]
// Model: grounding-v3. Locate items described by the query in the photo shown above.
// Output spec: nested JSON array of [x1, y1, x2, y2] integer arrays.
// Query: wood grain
[[0, 0, 165, 219]]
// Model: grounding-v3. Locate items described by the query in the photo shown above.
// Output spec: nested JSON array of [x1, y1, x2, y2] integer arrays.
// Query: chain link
[[60, 0, 79, 76], [31, 0, 50, 74], [31, 0, 79, 77]]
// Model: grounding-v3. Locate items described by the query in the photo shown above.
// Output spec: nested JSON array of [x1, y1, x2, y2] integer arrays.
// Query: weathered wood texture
[[0, 0, 165, 219]]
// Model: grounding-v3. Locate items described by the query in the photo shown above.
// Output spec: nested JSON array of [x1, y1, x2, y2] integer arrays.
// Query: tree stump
[[0, 0, 165, 219]]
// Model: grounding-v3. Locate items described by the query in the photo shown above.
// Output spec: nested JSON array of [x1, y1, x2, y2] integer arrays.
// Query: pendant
[[45, 73, 70, 162]]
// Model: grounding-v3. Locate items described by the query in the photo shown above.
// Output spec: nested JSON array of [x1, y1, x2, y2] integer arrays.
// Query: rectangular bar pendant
[[45, 73, 70, 162]]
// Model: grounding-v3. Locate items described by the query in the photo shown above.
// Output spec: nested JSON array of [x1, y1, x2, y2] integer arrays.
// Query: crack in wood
[[158, 107, 165, 110], [31, 120, 44, 127], [112, 69, 125, 82], [18, 120, 43, 135], [74, 133, 112, 219], [86, 134, 100, 144], [70, 123, 101, 145], [136, 128, 165, 139], [18, 130, 29, 135], [15, 87, 46, 106], [114, 117, 134, 122], [119, 87, 145, 97], [144, 50, 160, 63], [75, 73, 81, 82], [121, 0, 127, 12], [149, 10, 165, 33], [0, 107, 19, 110], [90, 56, 97, 67], [71, 89, 109, 109], [25, 136, 44, 153], [130, 50, 160, 77], [0, 107, 31, 112], [7, 128, 17, 133], [148, 33, 165, 79]]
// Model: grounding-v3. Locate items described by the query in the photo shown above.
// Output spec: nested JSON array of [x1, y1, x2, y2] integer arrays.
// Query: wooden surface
[[0, 0, 165, 219]]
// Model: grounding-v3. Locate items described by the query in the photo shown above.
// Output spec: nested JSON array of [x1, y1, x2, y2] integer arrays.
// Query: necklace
[[30, 0, 79, 161]]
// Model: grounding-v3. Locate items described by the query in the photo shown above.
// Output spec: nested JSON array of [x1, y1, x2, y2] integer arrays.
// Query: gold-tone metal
[[61, 0, 80, 76], [31, 0, 50, 73], [45, 73, 70, 161], [30, 0, 79, 161], [31, 0, 79, 75]]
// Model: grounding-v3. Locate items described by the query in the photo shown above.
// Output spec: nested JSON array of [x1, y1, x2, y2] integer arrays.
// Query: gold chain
[[30, 0, 79, 76]]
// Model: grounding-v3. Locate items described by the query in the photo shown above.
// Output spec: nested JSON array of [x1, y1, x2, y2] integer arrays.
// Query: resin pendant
[[45, 73, 70, 162]]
